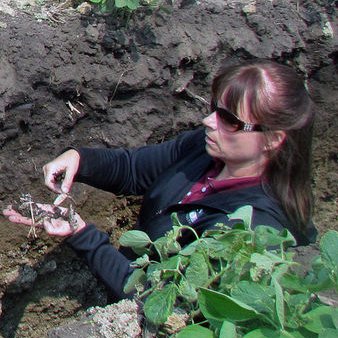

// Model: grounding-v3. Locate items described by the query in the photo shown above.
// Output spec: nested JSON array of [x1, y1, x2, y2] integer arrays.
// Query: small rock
[[243, 3, 256, 15], [77, 2, 92, 15], [48, 299, 142, 338]]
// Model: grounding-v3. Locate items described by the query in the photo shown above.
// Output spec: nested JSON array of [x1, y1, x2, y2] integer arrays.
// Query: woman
[[3, 59, 317, 300]]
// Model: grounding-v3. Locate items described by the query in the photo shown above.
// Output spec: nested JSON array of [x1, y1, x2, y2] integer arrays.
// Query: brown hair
[[211, 59, 315, 234]]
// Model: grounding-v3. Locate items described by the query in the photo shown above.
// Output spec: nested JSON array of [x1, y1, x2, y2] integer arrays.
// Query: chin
[[205, 146, 220, 158]]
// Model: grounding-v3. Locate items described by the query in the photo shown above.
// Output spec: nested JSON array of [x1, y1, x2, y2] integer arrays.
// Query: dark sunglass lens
[[216, 108, 239, 131]]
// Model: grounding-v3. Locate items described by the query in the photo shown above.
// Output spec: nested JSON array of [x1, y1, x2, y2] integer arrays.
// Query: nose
[[202, 111, 217, 130]]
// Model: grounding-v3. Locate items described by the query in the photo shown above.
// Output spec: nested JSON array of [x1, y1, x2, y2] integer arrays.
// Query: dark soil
[[0, 0, 337, 337]]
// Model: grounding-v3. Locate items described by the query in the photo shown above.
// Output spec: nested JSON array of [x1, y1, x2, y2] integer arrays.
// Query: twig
[[109, 72, 125, 103], [183, 88, 209, 106], [66, 100, 84, 121], [27, 200, 37, 239]]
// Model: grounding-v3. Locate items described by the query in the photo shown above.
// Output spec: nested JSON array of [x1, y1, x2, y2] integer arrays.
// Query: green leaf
[[231, 281, 275, 317], [279, 331, 299, 338], [332, 309, 338, 328], [168, 239, 181, 253], [217, 228, 251, 242], [320, 230, 338, 284], [115, 0, 140, 10], [287, 328, 317, 338], [321, 230, 337, 253], [278, 228, 297, 247], [303, 261, 335, 292], [153, 236, 168, 258], [119, 230, 151, 248], [185, 252, 209, 287], [178, 279, 198, 302], [152, 225, 182, 258], [123, 268, 146, 294], [254, 226, 296, 249], [147, 269, 162, 285], [220, 320, 237, 338], [243, 328, 278, 338], [130, 246, 151, 256], [250, 252, 284, 281], [216, 229, 252, 261], [151, 254, 187, 272], [284, 293, 312, 329], [280, 273, 308, 293], [302, 306, 337, 333], [131, 254, 150, 268], [144, 283, 177, 325], [198, 288, 258, 322], [244, 329, 304, 338], [227, 205, 253, 229], [176, 324, 215, 338], [200, 237, 228, 259], [272, 276, 285, 329], [318, 328, 338, 338], [180, 240, 198, 256], [147, 255, 187, 282]]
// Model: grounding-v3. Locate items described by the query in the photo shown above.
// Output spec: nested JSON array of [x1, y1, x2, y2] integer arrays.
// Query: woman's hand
[[43, 149, 80, 194], [3, 204, 87, 237]]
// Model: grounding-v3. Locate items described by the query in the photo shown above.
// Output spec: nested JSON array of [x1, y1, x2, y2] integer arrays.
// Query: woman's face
[[202, 98, 268, 173]]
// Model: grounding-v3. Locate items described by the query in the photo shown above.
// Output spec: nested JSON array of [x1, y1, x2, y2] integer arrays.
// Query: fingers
[[3, 204, 86, 238], [43, 214, 86, 237], [52, 194, 68, 207], [61, 167, 76, 194], [3, 205, 15, 216], [43, 163, 63, 194], [2, 204, 67, 227], [43, 150, 80, 194], [35, 203, 67, 214], [3, 205, 34, 226], [43, 218, 73, 236]]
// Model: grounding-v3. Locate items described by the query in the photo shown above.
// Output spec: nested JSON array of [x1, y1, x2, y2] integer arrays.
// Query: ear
[[264, 131, 286, 151]]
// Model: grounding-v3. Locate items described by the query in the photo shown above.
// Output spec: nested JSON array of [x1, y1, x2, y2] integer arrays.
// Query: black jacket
[[67, 128, 317, 300]]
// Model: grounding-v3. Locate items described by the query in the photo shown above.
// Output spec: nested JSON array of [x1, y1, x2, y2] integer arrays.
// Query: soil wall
[[0, 0, 336, 337]]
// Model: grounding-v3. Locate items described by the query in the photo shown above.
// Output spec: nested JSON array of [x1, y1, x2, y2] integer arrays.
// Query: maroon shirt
[[181, 161, 261, 204]]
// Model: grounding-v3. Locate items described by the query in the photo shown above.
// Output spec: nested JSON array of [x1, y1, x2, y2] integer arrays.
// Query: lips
[[205, 134, 216, 144]]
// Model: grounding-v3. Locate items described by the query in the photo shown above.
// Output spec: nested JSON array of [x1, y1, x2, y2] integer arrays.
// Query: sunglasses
[[211, 101, 268, 133]]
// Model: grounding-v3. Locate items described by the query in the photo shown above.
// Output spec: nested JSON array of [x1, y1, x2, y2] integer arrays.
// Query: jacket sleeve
[[66, 224, 134, 300], [75, 128, 204, 196]]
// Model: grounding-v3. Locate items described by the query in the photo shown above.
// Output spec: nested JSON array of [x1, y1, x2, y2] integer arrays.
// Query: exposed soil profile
[[0, 0, 337, 337]]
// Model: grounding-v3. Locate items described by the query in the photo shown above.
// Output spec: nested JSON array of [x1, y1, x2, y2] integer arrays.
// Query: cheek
[[218, 132, 266, 154], [244, 135, 266, 153]]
